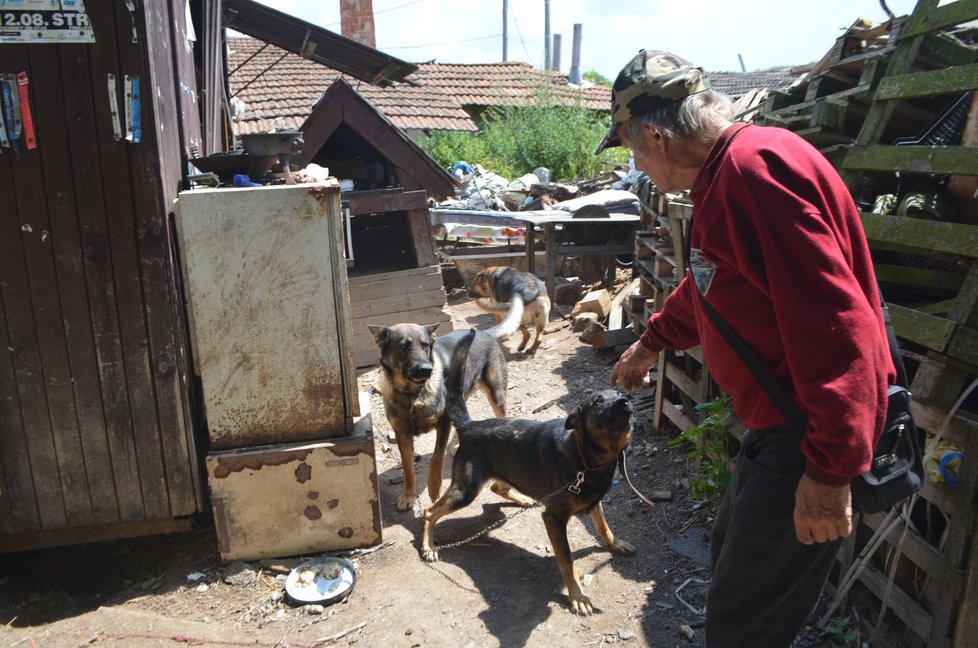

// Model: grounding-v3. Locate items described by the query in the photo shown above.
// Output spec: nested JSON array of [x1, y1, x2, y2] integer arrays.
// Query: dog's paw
[[420, 546, 439, 563], [567, 590, 594, 616], [609, 539, 636, 556], [396, 494, 416, 512]]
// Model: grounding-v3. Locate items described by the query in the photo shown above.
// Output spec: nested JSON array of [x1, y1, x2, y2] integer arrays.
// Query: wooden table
[[430, 208, 641, 300], [516, 211, 640, 301]]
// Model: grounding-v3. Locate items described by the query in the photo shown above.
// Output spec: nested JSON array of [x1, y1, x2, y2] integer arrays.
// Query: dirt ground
[[0, 269, 839, 648]]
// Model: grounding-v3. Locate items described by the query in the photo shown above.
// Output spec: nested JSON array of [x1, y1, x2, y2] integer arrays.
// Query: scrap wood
[[609, 277, 642, 309], [571, 288, 611, 318], [584, 327, 638, 350]]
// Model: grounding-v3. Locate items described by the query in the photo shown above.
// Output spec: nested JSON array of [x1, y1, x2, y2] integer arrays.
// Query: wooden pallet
[[822, 2, 978, 646]]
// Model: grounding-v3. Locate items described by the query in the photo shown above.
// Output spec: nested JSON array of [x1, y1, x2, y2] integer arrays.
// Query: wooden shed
[[0, 0, 418, 552]]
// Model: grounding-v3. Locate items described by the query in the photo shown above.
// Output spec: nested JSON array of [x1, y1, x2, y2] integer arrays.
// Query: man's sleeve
[[639, 274, 701, 353]]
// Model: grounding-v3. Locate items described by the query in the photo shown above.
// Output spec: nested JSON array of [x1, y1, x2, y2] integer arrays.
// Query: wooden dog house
[[295, 78, 460, 366]]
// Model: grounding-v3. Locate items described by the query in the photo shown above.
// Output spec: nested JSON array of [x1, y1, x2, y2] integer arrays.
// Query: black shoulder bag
[[693, 281, 923, 513]]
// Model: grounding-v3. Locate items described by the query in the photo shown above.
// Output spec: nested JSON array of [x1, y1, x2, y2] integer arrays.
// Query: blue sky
[[256, 0, 920, 79]]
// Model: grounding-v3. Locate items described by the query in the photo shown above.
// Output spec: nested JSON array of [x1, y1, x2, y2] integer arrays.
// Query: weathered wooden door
[[0, 1, 203, 551]]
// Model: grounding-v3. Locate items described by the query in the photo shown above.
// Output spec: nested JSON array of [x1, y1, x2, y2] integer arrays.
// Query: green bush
[[667, 397, 737, 504], [418, 84, 628, 182]]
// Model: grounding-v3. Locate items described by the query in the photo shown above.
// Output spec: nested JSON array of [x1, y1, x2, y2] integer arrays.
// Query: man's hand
[[793, 473, 852, 545], [609, 340, 659, 392]]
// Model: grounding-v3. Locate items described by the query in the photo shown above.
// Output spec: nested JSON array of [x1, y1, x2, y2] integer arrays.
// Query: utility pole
[[544, 0, 551, 70], [502, 0, 508, 61]]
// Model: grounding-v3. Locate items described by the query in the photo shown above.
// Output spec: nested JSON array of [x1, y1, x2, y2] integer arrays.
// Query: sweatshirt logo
[[689, 249, 716, 295]]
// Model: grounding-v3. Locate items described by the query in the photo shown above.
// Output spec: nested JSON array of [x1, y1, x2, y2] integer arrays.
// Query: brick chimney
[[340, 0, 376, 48]]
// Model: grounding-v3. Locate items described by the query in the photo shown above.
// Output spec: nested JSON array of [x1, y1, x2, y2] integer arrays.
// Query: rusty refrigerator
[[175, 183, 381, 560]]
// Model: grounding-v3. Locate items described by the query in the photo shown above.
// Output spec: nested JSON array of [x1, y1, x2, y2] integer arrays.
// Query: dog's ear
[[564, 405, 583, 430], [424, 323, 440, 339], [367, 325, 389, 348]]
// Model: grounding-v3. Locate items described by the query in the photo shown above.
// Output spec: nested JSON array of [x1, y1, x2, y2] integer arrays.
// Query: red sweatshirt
[[640, 122, 895, 485]]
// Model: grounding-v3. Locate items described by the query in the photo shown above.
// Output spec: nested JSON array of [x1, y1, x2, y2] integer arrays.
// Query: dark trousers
[[706, 427, 843, 648]]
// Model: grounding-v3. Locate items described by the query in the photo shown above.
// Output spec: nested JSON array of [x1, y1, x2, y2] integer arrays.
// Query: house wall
[[0, 1, 203, 551]]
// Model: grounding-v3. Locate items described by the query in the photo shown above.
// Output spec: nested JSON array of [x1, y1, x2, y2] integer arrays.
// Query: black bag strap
[[694, 283, 807, 432], [880, 299, 909, 388], [692, 273, 906, 433]]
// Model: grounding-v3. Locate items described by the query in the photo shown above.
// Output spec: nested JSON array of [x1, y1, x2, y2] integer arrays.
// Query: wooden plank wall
[[350, 265, 453, 368], [0, 1, 202, 549]]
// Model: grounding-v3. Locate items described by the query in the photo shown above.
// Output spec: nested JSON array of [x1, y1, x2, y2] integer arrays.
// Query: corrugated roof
[[228, 37, 610, 135]]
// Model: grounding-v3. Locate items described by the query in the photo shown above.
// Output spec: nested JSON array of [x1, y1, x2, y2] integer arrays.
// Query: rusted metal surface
[[175, 183, 356, 449], [206, 396, 381, 560]]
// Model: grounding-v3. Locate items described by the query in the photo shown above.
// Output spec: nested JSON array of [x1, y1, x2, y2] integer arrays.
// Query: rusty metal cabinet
[[175, 183, 359, 448], [176, 183, 380, 559]]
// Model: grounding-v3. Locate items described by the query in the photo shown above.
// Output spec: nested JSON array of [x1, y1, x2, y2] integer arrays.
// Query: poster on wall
[[0, 0, 94, 43]]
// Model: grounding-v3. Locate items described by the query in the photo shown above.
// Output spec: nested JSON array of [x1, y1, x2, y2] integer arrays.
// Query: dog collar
[[573, 427, 620, 475]]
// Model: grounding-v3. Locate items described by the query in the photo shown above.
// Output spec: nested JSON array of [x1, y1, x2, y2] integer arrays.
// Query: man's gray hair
[[619, 89, 734, 147]]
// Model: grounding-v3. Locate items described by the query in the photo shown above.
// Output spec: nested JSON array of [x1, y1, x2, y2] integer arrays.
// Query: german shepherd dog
[[421, 389, 635, 615], [471, 265, 551, 354], [368, 323, 507, 512]]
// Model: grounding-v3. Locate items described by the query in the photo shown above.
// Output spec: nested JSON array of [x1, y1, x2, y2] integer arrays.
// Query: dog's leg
[[479, 383, 507, 418], [421, 467, 486, 562], [490, 480, 535, 507], [589, 502, 636, 555], [480, 358, 507, 417], [427, 419, 452, 503], [542, 510, 592, 615], [393, 431, 417, 512], [528, 304, 549, 354], [517, 326, 530, 352]]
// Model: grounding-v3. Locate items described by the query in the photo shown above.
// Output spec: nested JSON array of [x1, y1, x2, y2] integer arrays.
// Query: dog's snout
[[612, 395, 633, 414], [408, 364, 433, 380]]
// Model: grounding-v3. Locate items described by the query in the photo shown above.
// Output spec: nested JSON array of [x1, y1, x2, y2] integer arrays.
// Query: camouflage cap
[[594, 50, 711, 154]]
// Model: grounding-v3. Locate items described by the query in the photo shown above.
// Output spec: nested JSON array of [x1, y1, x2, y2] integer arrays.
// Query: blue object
[[130, 75, 141, 144], [233, 174, 260, 187], [939, 452, 963, 488], [451, 160, 473, 175]]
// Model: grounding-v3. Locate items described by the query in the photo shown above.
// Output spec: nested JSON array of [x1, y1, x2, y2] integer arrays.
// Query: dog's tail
[[484, 294, 525, 339], [444, 328, 478, 428]]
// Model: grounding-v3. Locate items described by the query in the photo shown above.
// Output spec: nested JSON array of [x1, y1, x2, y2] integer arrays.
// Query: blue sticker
[[130, 75, 141, 144]]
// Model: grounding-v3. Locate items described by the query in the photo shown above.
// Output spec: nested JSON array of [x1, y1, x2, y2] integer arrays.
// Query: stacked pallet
[[758, 2, 978, 645], [630, 2, 978, 644]]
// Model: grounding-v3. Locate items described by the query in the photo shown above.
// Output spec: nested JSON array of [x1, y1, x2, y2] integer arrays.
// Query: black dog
[[421, 389, 635, 615], [368, 323, 507, 512]]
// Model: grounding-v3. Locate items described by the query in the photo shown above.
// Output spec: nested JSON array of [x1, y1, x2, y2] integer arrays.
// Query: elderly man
[[601, 51, 894, 647]]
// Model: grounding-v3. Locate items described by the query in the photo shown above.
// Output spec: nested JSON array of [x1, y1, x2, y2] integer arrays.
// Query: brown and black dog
[[420, 389, 635, 615], [471, 265, 551, 354], [368, 323, 508, 512]]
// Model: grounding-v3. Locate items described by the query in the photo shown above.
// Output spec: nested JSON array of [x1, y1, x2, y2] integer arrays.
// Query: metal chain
[[432, 471, 585, 551]]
